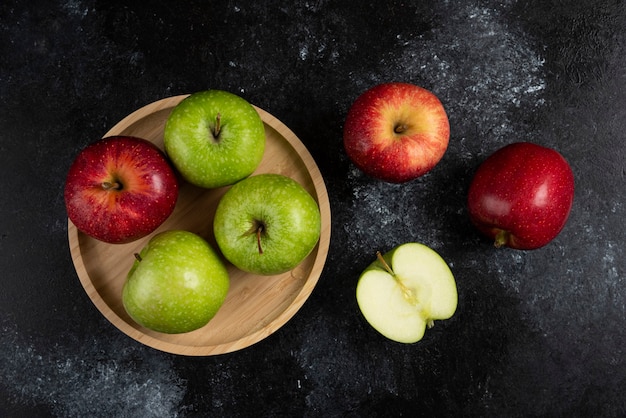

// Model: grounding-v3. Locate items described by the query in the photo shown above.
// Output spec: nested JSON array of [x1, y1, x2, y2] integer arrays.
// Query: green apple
[[122, 230, 230, 334], [356, 243, 457, 343], [213, 173, 321, 275], [163, 90, 266, 188]]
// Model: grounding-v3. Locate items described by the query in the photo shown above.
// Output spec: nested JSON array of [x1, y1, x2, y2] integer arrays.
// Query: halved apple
[[356, 243, 458, 343]]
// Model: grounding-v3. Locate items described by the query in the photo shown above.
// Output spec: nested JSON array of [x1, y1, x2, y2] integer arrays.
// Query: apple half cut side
[[356, 243, 458, 343]]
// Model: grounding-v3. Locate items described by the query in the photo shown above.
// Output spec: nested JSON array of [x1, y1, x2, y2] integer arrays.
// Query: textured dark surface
[[1, 0, 625, 416]]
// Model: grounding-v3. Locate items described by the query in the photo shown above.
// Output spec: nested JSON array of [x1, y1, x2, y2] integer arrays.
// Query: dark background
[[1, 0, 625, 416]]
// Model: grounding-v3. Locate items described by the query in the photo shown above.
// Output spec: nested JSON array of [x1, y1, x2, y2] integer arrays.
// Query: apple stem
[[102, 181, 122, 191], [245, 221, 266, 254], [376, 251, 394, 276], [256, 225, 264, 255], [376, 251, 420, 306], [394, 123, 408, 134], [494, 230, 510, 248], [213, 113, 222, 138], [134, 253, 142, 262]]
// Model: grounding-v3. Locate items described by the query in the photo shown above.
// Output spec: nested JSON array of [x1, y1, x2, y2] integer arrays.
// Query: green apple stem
[[134, 253, 142, 262], [376, 251, 393, 274], [102, 181, 122, 191], [213, 113, 222, 138], [256, 226, 264, 255], [494, 230, 510, 248], [245, 221, 265, 254], [376, 251, 418, 305]]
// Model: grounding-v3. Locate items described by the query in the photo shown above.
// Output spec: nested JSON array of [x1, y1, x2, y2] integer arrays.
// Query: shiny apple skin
[[64, 136, 179, 244], [343, 82, 450, 183], [467, 142, 575, 250]]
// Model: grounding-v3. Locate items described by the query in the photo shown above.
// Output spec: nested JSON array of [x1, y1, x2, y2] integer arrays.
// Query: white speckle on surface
[[293, 314, 397, 412], [343, 2, 548, 256], [299, 44, 309, 60], [417, 4, 544, 141], [346, 2, 547, 150], [0, 321, 185, 417], [62, 0, 90, 18]]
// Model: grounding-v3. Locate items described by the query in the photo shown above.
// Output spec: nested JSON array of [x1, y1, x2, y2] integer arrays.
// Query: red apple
[[467, 142, 575, 250], [64, 136, 179, 244], [343, 82, 450, 183]]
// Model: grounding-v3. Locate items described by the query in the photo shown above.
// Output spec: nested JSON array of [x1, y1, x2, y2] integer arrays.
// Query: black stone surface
[[1, 0, 625, 416]]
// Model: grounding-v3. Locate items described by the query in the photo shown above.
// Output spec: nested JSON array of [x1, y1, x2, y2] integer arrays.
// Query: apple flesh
[[64, 136, 178, 244], [343, 82, 450, 183], [467, 142, 575, 250], [356, 243, 458, 344], [122, 230, 230, 334], [164, 90, 266, 189], [213, 173, 321, 275]]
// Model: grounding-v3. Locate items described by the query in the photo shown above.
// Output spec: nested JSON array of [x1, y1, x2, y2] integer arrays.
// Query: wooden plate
[[68, 95, 331, 356]]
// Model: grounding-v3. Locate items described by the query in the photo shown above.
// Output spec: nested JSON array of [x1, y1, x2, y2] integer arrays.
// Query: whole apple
[[64, 136, 178, 244], [213, 173, 321, 275], [356, 243, 458, 343], [164, 90, 266, 189], [467, 142, 575, 250], [343, 82, 450, 183], [122, 230, 230, 334]]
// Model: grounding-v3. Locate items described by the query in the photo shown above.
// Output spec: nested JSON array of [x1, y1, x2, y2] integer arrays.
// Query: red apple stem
[[494, 230, 510, 248], [394, 123, 408, 134], [101, 181, 122, 191]]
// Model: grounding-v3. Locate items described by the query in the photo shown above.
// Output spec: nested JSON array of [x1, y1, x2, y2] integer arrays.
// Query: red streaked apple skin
[[343, 82, 450, 183], [64, 136, 179, 244], [467, 142, 575, 250]]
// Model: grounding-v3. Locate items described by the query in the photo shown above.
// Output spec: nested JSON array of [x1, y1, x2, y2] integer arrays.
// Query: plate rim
[[67, 94, 331, 356]]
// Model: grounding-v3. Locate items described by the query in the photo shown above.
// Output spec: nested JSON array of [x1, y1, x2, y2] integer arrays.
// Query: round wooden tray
[[68, 95, 331, 356]]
